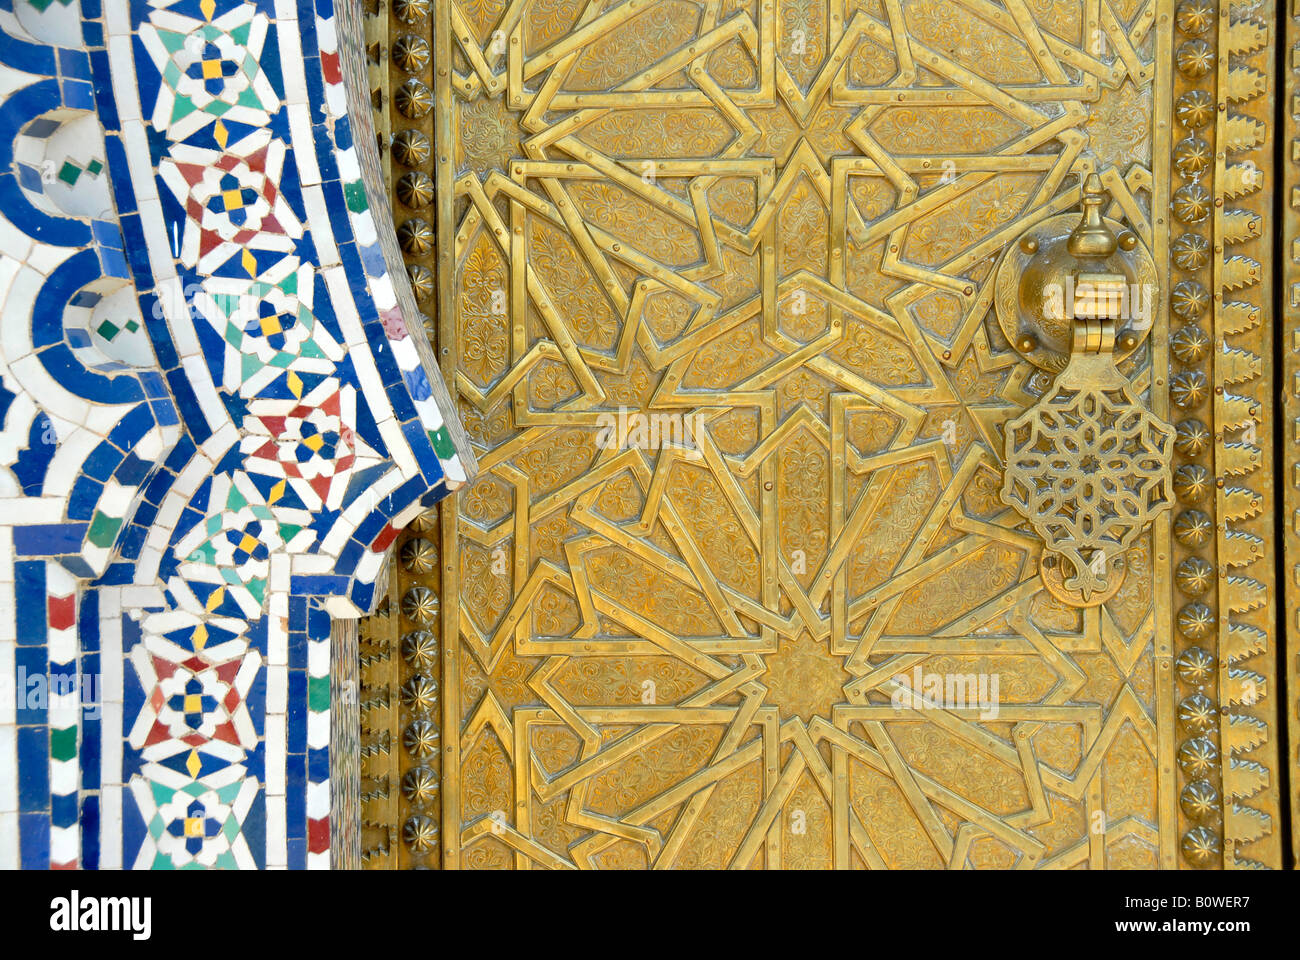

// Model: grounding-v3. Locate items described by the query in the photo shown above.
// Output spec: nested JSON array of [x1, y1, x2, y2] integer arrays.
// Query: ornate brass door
[[354, 0, 1290, 869]]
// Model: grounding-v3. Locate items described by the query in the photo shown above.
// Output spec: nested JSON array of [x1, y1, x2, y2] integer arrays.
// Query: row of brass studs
[[387, 0, 443, 868], [1169, 0, 1223, 868], [389, 0, 437, 312], [396, 508, 442, 867]]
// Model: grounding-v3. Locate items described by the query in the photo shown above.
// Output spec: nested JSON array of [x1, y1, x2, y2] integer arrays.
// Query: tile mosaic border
[[0, 0, 473, 869]]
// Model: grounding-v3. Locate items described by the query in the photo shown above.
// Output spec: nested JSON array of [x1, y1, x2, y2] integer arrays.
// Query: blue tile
[[15, 646, 48, 725], [17, 726, 50, 812], [91, 217, 122, 247], [51, 790, 78, 828], [307, 746, 329, 784], [58, 48, 91, 80], [14, 561, 45, 643], [14, 523, 89, 556], [68, 476, 105, 521], [287, 670, 307, 753], [80, 796, 100, 870], [19, 813, 50, 869], [15, 162, 41, 193], [79, 20, 103, 48], [286, 752, 306, 838], [62, 78, 94, 110]]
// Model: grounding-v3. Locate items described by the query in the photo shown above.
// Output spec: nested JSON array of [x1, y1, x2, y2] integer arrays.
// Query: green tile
[[308, 675, 330, 713], [87, 511, 123, 549], [343, 179, 368, 213], [50, 725, 77, 762], [429, 425, 456, 460]]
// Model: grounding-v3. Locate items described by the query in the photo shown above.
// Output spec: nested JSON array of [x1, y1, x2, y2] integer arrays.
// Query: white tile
[[0, 497, 63, 525], [99, 785, 121, 870], [265, 714, 285, 795], [101, 702, 122, 782], [264, 800, 287, 868], [306, 709, 329, 750], [0, 638, 13, 725], [307, 637, 329, 677], [108, 36, 142, 123], [267, 613, 286, 667], [47, 629, 75, 667], [286, 104, 320, 185], [378, 416, 419, 478], [0, 811, 16, 869], [290, 554, 340, 574], [306, 780, 330, 818], [266, 664, 287, 714], [0, 217, 34, 264], [277, 22, 310, 107], [0, 264, 42, 361], [100, 633, 122, 709], [50, 825, 78, 865], [104, 0, 130, 35], [0, 725, 15, 813], [353, 548, 386, 587], [300, 185, 337, 264], [25, 238, 75, 276], [50, 757, 78, 795]]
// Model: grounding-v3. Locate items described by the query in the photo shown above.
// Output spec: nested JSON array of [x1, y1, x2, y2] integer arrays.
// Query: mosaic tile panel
[[0, 0, 474, 869]]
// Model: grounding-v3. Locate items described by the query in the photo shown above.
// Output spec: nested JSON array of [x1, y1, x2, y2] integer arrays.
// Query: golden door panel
[[356, 0, 1286, 868]]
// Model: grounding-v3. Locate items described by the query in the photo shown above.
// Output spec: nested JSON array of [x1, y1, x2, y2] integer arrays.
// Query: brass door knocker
[[996, 175, 1174, 606]]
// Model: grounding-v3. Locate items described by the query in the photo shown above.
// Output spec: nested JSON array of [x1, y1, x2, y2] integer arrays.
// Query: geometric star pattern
[[419, 0, 1176, 870]]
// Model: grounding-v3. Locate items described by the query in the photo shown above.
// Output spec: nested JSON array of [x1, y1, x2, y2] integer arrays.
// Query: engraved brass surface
[[359, 0, 1290, 868]]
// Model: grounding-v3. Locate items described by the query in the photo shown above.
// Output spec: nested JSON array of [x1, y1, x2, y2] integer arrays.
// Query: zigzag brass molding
[[1196, 0, 1279, 870], [361, 0, 1291, 868]]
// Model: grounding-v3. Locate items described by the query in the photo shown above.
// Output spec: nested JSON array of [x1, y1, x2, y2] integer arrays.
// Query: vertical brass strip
[[1168, 0, 1226, 869], [360, 0, 448, 870], [393, 514, 444, 868], [433, 0, 460, 874], [1282, 0, 1300, 866], [364, 1, 391, 187], [331, 617, 361, 868], [1210, 0, 1282, 869], [1152, 0, 1177, 872], [359, 566, 400, 867], [357, 0, 397, 871]]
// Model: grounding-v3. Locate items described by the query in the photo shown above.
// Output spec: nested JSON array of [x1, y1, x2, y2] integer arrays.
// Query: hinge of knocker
[[998, 174, 1175, 607]]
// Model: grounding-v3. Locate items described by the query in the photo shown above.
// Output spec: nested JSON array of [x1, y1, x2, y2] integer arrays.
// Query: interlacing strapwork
[[364, 0, 1287, 868]]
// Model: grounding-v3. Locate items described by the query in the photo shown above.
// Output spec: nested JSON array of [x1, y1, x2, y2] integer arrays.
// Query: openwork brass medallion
[[1005, 350, 1174, 601], [358, 0, 1291, 868]]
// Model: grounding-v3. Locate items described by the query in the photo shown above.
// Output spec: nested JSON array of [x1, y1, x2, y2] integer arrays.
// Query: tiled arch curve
[[0, 0, 473, 869]]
